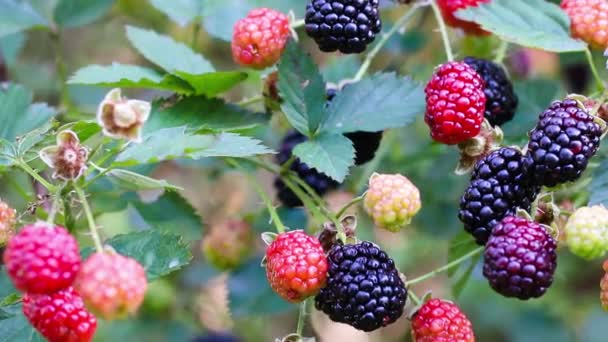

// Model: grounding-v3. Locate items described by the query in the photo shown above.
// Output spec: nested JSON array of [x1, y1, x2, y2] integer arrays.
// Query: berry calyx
[[231, 8, 290, 69], [75, 251, 148, 320], [305, 0, 382, 54], [561, 0, 608, 49], [265, 230, 328, 303], [459, 147, 540, 245], [411, 298, 475, 342], [425, 62, 486, 145], [463, 57, 518, 126], [3, 223, 81, 294], [23, 287, 97, 342], [364, 173, 421, 232], [315, 241, 407, 332], [524, 99, 602, 187], [483, 216, 557, 300], [565, 205, 608, 260], [437, 0, 490, 35]]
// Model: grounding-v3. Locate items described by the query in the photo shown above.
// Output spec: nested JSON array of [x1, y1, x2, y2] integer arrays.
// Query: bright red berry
[[265, 230, 328, 303], [23, 287, 97, 342], [74, 252, 147, 320], [232, 8, 291, 69], [425, 62, 486, 145], [437, 0, 490, 35], [411, 298, 475, 342], [3, 223, 81, 294], [561, 0, 608, 49]]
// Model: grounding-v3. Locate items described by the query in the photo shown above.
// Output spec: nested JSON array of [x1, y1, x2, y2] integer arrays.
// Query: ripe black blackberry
[[305, 0, 382, 54], [315, 241, 407, 332], [327, 87, 383, 165], [524, 99, 602, 187], [274, 131, 339, 207], [483, 216, 557, 300], [459, 147, 540, 245], [463, 57, 518, 126]]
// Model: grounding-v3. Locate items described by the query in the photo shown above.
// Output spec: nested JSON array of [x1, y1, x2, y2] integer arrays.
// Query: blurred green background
[[1, 0, 608, 341]]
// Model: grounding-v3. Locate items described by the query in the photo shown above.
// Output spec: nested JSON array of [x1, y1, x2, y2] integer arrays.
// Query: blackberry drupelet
[[459, 147, 540, 245], [274, 131, 339, 207], [483, 216, 557, 300], [326, 87, 383, 165], [315, 241, 407, 332], [524, 99, 602, 187], [464, 56, 518, 126], [305, 0, 382, 54]]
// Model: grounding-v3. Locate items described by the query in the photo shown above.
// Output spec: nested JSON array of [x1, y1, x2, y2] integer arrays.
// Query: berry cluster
[[561, 0, 608, 49]]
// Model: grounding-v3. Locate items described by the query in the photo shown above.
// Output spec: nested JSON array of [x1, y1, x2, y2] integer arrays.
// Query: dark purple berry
[[524, 99, 602, 187], [463, 57, 518, 126], [459, 147, 540, 245], [314, 241, 407, 332], [483, 216, 557, 300], [305, 0, 382, 54]]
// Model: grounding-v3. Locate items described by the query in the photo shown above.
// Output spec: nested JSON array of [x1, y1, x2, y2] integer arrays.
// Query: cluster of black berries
[[459, 97, 603, 300]]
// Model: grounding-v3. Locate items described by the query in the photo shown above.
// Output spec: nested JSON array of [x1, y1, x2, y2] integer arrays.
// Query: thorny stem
[[405, 246, 484, 286], [353, 3, 423, 81], [295, 299, 309, 336], [430, 0, 454, 62], [16, 159, 55, 192], [585, 48, 605, 93], [493, 41, 509, 64], [227, 158, 286, 233], [74, 185, 103, 253], [335, 194, 365, 219]]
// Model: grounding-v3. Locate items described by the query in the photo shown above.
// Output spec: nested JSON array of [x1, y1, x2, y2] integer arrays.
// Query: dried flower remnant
[[97, 88, 151, 143], [40, 130, 89, 180]]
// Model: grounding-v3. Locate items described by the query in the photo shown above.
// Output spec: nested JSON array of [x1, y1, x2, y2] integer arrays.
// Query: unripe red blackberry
[[0, 199, 16, 246], [483, 216, 557, 300], [524, 99, 602, 187], [411, 298, 475, 342], [437, 0, 490, 35]]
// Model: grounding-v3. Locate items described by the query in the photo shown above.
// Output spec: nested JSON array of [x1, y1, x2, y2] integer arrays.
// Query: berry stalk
[[353, 2, 423, 81], [295, 299, 309, 336], [585, 48, 605, 92], [46, 183, 64, 224], [430, 0, 454, 62], [406, 246, 483, 286], [493, 40, 509, 64], [335, 194, 365, 219], [74, 185, 104, 252]]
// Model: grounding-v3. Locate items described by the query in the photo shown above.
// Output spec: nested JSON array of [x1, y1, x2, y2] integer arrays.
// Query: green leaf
[[321, 73, 424, 134], [67, 63, 193, 92], [454, 0, 587, 52], [131, 191, 203, 241], [125, 25, 214, 74], [293, 133, 354, 182], [57, 120, 102, 142], [15, 120, 54, 156], [53, 0, 115, 28], [0, 304, 44, 341], [149, 0, 204, 26], [447, 231, 481, 298], [83, 230, 192, 281], [106, 169, 183, 191], [113, 127, 273, 166], [0, 83, 56, 142], [228, 258, 292, 317], [0, 32, 26, 65], [278, 41, 327, 136], [0, 0, 48, 37], [589, 158, 608, 206], [145, 95, 266, 134], [172, 71, 248, 97]]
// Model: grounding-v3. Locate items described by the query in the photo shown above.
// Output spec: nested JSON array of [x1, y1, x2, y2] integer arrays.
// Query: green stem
[[430, 0, 454, 62], [295, 299, 308, 336], [191, 21, 201, 49], [227, 158, 286, 233], [281, 175, 329, 224], [493, 41, 509, 64], [335, 194, 365, 219], [16, 160, 55, 192], [82, 163, 113, 188], [74, 185, 103, 252], [51, 31, 71, 110], [280, 155, 297, 174], [585, 48, 605, 92], [406, 246, 483, 286], [353, 3, 423, 81], [238, 95, 263, 107], [408, 290, 421, 306], [46, 183, 64, 224], [291, 18, 305, 29]]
